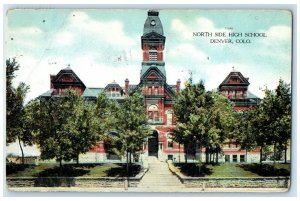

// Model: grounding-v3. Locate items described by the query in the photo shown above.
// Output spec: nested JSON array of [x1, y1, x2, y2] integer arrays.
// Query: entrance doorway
[[148, 130, 158, 157]]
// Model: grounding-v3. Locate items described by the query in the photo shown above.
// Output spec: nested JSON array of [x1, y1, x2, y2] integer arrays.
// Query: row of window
[[225, 154, 246, 162], [222, 90, 247, 99], [105, 92, 123, 97], [147, 87, 160, 95], [147, 111, 173, 125], [223, 143, 238, 148]]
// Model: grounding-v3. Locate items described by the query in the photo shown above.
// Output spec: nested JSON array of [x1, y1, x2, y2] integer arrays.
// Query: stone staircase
[[136, 156, 184, 192]]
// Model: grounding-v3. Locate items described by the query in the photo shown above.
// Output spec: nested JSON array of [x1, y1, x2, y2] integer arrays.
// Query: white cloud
[[167, 43, 208, 63], [8, 26, 43, 36], [6, 26, 43, 51], [196, 17, 222, 32], [264, 25, 291, 42], [53, 31, 75, 47], [13, 55, 67, 103], [69, 53, 140, 88], [171, 19, 193, 40], [68, 11, 135, 47], [171, 17, 226, 40]]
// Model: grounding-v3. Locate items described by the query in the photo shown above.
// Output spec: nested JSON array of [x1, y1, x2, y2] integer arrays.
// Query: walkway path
[[133, 156, 184, 192]]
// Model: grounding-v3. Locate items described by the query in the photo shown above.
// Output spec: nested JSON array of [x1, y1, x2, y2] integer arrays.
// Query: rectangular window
[[154, 87, 158, 95], [225, 155, 230, 162], [148, 111, 152, 120], [167, 114, 172, 125], [154, 111, 159, 121], [168, 155, 173, 160], [168, 140, 173, 148], [148, 87, 152, 95], [149, 50, 157, 61], [233, 155, 237, 162], [240, 155, 245, 162]]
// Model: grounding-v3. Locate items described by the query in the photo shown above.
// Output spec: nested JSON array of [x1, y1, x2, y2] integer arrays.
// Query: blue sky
[[6, 9, 291, 103]]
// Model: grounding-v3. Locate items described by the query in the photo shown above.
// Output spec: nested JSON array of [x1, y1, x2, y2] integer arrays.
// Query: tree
[[113, 91, 149, 174], [237, 110, 257, 162], [260, 79, 292, 163], [252, 79, 291, 164], [95, 92, 118, 139], [6, 58, 30, 165], [67, 99, 99, 164], [174, 80, 217, 164], [274, 79, 291, 163], [209, 92, 236, 164], [27, 90, 99, 167]]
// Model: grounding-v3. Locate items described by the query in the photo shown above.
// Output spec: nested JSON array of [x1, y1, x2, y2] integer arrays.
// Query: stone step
[[138, 157, 184, 190]]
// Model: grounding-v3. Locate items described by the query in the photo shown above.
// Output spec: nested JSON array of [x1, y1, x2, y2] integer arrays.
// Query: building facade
[[40, 10, 261, 163]]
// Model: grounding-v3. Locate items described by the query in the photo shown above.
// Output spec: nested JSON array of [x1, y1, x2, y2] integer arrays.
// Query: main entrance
[[148, 130, 158, 157]]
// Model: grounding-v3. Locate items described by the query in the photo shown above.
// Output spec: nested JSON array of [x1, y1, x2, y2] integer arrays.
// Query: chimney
[[125, 78, 129, 95], [50, 75, 55, 89], [176, 79, 181, 94]]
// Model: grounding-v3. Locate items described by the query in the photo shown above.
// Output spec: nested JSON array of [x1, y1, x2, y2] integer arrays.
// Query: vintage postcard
[[5, 8, 292, 193]]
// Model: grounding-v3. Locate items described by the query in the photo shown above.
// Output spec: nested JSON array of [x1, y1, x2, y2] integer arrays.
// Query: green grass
[[6, 163, 141, 178], [6, 163, 57, 177], [83, 163, 120, 177], [174, 163, 291, 178], [238, 163, 290, 177], [273, 163, 291, 171], [205, 163, 258, 178]]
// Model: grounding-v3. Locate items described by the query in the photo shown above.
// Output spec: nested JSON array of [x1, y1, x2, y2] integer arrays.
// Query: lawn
[[238, 163, 290, 177], [174, 162, 291, 177], [206, 163, 259, 177], [6, 163, 141, 178]]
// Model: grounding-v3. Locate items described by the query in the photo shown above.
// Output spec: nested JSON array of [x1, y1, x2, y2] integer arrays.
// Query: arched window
[[148, 104, 159, 122]]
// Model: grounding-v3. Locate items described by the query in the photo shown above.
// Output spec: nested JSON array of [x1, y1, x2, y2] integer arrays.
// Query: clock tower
[[139, 10, 180, 159]]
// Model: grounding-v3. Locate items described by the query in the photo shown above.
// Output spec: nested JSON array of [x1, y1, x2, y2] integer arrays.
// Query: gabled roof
[[142, 31, 165, 39], [52, 67, 86, 88], [219, 71, 250, 89], [141, 65, 166, 80]]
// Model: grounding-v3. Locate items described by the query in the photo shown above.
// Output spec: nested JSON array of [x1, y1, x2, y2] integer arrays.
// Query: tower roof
[[143, 10, 164, 36]]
